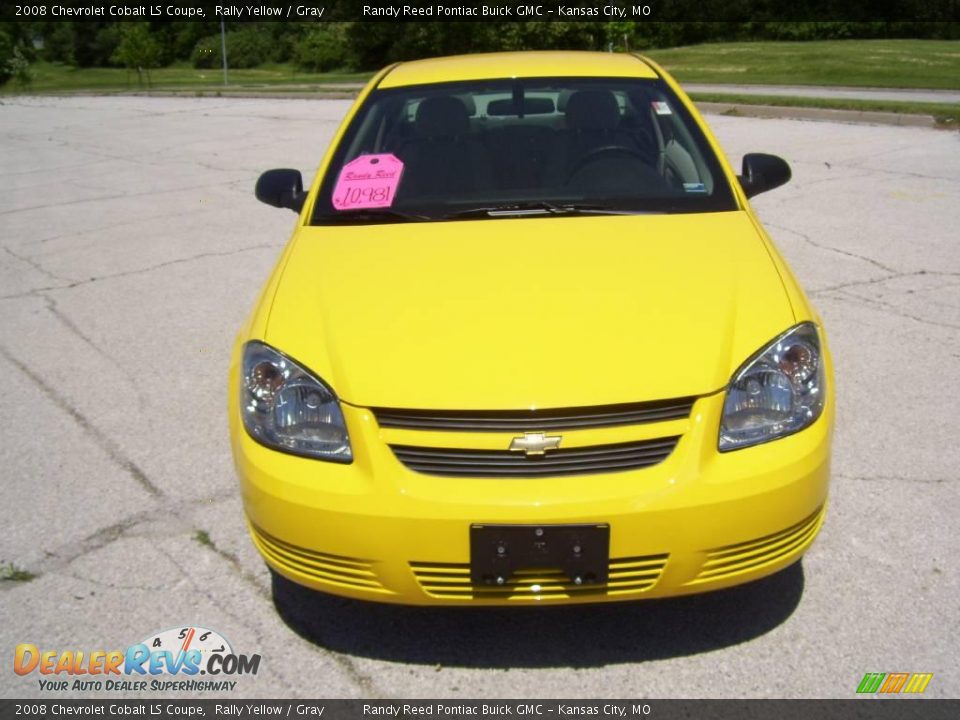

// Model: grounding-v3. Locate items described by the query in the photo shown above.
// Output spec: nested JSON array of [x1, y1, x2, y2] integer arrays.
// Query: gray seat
[[396, 96, 494, 200], [564, 91, 634, 163], [563, 90, 664, 193]]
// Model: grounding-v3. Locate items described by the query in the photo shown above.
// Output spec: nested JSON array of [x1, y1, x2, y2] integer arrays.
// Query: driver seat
[[563, 90, 663, 193], [563, 90, 635, 172]]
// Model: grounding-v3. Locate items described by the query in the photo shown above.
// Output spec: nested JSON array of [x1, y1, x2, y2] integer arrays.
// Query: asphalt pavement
[[0, 96, 958, 699]]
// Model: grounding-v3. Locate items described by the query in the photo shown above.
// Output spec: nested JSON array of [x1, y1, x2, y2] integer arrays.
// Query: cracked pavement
[[1, 96, 958, 699]]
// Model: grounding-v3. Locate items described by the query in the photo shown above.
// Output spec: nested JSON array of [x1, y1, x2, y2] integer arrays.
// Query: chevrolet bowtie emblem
[[509, 432, 562, 457]]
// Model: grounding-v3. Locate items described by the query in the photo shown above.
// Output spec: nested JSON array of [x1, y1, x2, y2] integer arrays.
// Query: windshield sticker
[[683, 182, 707, 193], [332, 154, 404, 210], [652, 101, 672, 115]]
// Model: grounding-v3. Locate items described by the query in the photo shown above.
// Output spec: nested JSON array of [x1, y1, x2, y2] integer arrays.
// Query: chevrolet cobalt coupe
[[230, 52, 833, 605]]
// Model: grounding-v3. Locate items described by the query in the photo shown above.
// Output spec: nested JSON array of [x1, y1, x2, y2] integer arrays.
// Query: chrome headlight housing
[[241, 341, 352, 462], [719, 322, 826, 451]]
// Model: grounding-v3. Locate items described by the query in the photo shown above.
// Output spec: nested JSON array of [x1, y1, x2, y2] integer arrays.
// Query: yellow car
[[229, 51, 833, 605]]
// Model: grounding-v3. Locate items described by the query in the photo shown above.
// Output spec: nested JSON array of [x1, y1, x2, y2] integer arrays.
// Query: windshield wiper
[[324, 209, 436, 224], [444, 202, 657, 219]]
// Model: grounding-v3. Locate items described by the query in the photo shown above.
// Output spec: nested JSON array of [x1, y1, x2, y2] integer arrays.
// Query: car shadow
[[271, 562, 805, 668]]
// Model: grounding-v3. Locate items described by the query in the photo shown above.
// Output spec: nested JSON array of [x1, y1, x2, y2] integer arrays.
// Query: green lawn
[[645, 39, 960, 90], [1, 61, 372, 94], [689, 92, 960, 127]]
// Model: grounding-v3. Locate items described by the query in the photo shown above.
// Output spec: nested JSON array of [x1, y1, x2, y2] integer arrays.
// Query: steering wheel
[[566, 145, 650, 184]]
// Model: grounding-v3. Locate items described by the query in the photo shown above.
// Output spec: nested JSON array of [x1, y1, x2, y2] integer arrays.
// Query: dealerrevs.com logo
[[14, 626, 261, 692]]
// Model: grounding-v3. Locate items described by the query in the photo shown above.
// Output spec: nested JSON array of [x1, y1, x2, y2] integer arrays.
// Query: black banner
[[3, 0, 960, 23]]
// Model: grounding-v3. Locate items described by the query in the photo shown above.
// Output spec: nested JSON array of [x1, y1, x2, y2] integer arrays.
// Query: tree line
[[2, 18, 958, 86]]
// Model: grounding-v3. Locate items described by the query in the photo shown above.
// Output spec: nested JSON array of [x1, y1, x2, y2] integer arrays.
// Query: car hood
[[265, 212, 795, 410]]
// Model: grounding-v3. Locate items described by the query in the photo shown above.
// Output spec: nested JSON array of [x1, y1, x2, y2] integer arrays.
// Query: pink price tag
[[332, 154, 404, 210]]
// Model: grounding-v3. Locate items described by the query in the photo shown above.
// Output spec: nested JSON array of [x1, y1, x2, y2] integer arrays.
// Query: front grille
[[390, 436, 680, 477], [373, 397, 695, 432], [411, 554, 668, 600], [688, 505, 826, 585], [249, 523, 389, 594]]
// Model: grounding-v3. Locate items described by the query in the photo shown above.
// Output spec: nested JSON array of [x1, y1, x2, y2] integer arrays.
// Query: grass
[[689, 91, 960, 126], [1, 61, 372, 95], [645, 39, 960, 90], [1, 561, 36, 583], [192, 530, 213, 548]]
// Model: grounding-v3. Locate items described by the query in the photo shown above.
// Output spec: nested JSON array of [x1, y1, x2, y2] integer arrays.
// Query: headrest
[[565, 90, 620, 130], [415, 96, 470, 137], [453, 94, 476, 116]]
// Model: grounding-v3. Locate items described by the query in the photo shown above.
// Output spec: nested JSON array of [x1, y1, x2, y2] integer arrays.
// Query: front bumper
[[229, 386, 832, 605]]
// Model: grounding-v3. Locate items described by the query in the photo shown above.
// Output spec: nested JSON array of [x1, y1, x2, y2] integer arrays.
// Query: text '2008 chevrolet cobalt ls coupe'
[[229, 51, 833, 605]]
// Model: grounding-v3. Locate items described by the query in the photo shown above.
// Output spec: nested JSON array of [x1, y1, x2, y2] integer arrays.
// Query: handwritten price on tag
[[332, 154, 404, 210]]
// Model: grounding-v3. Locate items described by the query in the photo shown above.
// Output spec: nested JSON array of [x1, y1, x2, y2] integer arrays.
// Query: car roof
[[378, 51, 659, 89]]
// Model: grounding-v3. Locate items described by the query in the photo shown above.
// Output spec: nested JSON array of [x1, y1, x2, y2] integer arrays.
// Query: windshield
[[311, 77, 737, 225]]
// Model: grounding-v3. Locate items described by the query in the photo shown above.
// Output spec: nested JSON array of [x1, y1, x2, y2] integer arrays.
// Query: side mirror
[[738, 153, 791, 199], [255, 169, 307, 213]]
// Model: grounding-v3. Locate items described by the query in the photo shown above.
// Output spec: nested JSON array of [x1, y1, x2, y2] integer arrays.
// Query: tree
[[7, 46, 33, 89], [0, 29, 12, 86], [294, 24, 349, 72], [111, 23, 161, 87]]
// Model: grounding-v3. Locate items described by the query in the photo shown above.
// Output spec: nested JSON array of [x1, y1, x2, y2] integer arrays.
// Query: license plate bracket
[[470, 523, 609, 586]]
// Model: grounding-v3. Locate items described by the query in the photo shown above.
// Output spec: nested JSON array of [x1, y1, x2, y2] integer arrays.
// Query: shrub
[[191, 36, 220, 69], [294, 25, 349, 72], [192, 28, 277, 70]]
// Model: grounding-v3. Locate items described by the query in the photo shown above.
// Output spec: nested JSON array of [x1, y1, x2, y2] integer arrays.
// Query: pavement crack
[[1, 514, 155, 589], [810, 269, 960, 296], [811, 272, 915, 296], [29, 206, 215, 247], [192, 531, 271, 600], [0, 179, 247, 217], [0, 344, 163, 498], [1, 245, 76, 284], [40, 293, 148, 411], [827, 289, 960, 331], [60, 571, 168, 593], [62, 243, 279, 290], [74, 243, 279, 285], [0, 286, 63, 301], [155, 546, 308, 697], [764, 221, 899, 275], [845, 163, 960, 184], [787, 171, 876, 191], [189, 529, 384, 698], [836, 473, 954, 484], [0, 244, 277, 300]]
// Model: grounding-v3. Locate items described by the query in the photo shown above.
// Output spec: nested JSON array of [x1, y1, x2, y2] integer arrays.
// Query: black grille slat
[[396, 453, 672, 470], [391, 437, 680, 478], [373, 397, 695, 432], [411, 554, 669, 598], [391, 439, 678, 464], [395, 459, 665, 477]]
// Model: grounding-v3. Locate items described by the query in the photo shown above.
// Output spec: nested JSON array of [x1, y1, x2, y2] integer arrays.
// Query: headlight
[[719, 322, 825, 451], [241, 341, 352, 462]]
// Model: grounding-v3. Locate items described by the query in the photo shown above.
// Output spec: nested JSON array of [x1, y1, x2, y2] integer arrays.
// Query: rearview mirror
[[738, 154, 791, 199], [255, 169, 307, 213]]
